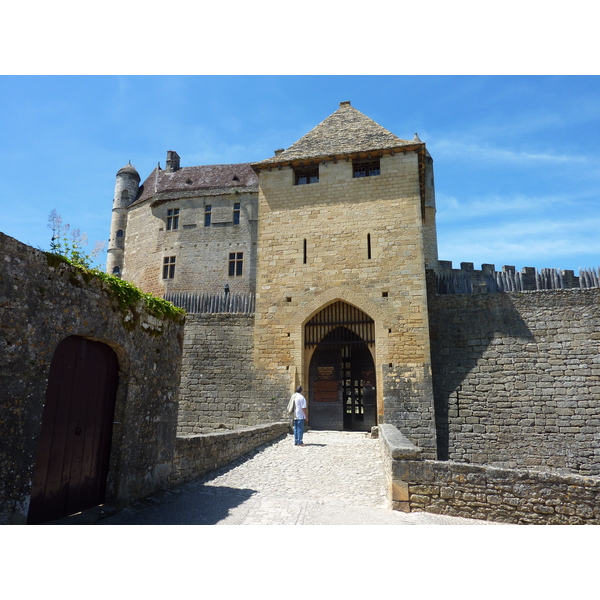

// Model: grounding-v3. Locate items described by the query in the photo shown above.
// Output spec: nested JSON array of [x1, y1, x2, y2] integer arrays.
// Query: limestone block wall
[[177, 314, 286, 432], [0, 232, 184, 524], [429, 288, 600, 475], [254, 152, 437, 456], [122, 192, 257, 296], [397, 459, 600, 525], [379, 424, 600, 524]]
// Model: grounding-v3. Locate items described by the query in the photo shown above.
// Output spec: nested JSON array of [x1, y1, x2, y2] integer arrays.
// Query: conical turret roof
[[254, 101, 416, 166], [117, 162, 141, 182]]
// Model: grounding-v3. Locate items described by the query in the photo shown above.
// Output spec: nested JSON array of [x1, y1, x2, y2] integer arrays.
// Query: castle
[[2, 101, 599, 525], [107, 101, 440, 455], [106, 101, 600, 473]]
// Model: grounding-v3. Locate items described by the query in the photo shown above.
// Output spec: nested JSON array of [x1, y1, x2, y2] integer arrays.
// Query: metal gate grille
[[305, 302, 374, 347]]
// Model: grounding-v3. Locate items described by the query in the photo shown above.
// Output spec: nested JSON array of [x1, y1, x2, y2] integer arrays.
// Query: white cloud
[[430, 137, 592, 167], [436, 191, 580, 222]]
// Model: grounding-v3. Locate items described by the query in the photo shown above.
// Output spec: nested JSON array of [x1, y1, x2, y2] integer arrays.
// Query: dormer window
[[294, 165, 319, 185], [232, 175, 240, 182], [353, 159, 380, 178]]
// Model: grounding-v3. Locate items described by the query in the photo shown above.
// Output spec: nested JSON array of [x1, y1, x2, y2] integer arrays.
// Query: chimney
[[274, 149, 285, 156], [165, 150, 181, 172]]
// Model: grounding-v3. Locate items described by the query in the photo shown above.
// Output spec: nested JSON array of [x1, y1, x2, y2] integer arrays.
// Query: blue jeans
[[294, 419, 305, 445]]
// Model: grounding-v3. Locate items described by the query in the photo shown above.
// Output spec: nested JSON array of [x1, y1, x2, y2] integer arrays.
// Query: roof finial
[[413, 133, 422, 143]]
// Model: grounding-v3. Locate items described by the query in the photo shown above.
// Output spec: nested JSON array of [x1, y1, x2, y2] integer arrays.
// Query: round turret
[[107, 162, 141, 276]]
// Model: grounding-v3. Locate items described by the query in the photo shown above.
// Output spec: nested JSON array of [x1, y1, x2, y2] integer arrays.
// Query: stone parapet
[[399, 459, 600, 525], [434, 261, 589, 294], [170, 422, 289, 485], [379, 423, 600, 524], [378, 423, 421, 510]]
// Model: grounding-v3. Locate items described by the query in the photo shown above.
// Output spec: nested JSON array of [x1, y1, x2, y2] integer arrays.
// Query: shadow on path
[[102, 485, 256, 525]]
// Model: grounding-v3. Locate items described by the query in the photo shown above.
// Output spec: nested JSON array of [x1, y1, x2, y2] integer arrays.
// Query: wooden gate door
[[27, 336, 119, 524], [341, 344, 377, 432]]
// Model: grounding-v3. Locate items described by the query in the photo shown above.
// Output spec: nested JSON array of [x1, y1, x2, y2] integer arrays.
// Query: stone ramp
[[99, 430, 499, 525]]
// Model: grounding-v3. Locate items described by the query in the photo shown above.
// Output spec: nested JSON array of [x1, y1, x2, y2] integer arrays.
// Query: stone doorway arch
[[306, 302, 376, 432], [27, 336, 119, 524]]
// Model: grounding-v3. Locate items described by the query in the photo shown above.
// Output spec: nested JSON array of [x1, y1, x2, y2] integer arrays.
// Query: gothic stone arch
[[289, 288, 388, 422], [304, 301, 377, 432]]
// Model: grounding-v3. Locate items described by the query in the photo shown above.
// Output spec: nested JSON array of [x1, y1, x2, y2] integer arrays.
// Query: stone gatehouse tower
[[250, 101, 438, 456], [108, 101, 439, 458]]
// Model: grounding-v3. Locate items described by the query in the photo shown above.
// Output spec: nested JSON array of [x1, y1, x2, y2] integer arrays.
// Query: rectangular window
[[233, 202, 240, 225], [294, 165, 319, 185], [162, 256, 176, 279], [353, 159, 380, 178], [205, 205, 212, 227], [166, 208, 179, 230], [228, 252, 243, 277]]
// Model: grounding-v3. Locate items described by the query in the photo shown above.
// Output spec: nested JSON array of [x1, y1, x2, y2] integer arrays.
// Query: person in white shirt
[[291, 385, 308, 446]]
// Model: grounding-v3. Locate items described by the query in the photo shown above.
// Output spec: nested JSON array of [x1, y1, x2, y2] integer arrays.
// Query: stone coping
[[378, 423, 422, 460], [176, 422, 288, 441]]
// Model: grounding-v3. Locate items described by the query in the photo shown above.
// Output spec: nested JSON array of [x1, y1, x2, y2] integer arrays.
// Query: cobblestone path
[[100, 430, 498, 525]]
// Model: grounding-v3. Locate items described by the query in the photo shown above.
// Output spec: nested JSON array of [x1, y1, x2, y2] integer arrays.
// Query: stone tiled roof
[[254, 102, 416, 166], [132, 163, 258, 206]]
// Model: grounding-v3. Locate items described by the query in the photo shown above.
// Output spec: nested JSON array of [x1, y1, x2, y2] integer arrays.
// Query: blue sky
[[1, 75, 599, 273]]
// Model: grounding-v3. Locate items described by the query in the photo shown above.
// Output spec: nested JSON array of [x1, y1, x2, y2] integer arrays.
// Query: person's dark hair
[[296, 386, 303, 393]]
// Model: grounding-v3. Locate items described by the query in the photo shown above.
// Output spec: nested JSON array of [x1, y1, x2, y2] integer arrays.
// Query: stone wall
[[177, 313, 288, 432], [429, 287, 600, 475], [122, 191, 257, 296], [170, 422, 288, 485], [379, 424, 600, 524], [397, 458, 600, 525], [0, 232, 185, 524]]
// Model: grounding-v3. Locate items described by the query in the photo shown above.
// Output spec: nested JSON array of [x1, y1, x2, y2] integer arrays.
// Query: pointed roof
[[116, 162, 141, 182], [254, 101, 418, 167]]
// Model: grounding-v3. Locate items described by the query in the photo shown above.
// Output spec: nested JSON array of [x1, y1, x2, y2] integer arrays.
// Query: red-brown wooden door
[[27, 336, 119, 524]]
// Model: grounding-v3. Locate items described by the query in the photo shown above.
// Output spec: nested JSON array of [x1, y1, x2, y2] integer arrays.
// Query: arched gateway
[[306, 302, 376, 432]]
